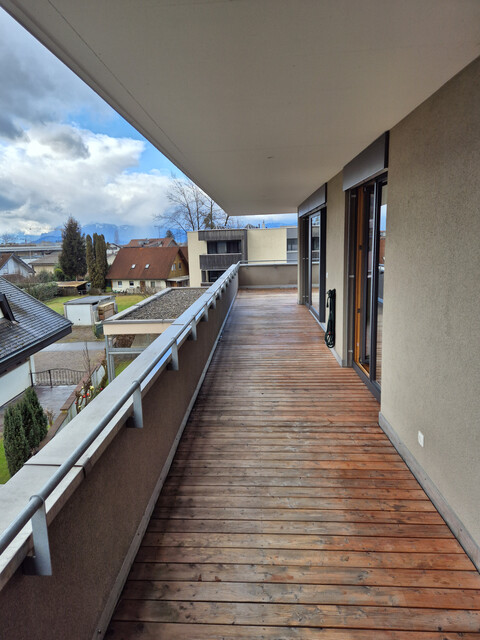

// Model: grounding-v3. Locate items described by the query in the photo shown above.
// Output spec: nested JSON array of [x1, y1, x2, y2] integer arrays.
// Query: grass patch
[[115, 294, 145, 313], [43, 293, 144, 316], [0, 439, 10, 484], [44, 295, 82, 315]]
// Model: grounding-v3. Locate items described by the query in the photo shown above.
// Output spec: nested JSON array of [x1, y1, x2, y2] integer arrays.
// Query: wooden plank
[[112, 600, 480, 631], [121, 580, 480, 609], [147, 518, 454, 539], [141, 532, 463, 554], [128, 562, 480, 589], [155, 495, 436, 512], [107, 621, 480, 639], [153, 507, 446, 525], [136, 547, 474, 570]]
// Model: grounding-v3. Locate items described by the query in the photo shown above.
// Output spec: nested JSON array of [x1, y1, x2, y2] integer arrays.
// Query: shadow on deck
[[107, 289, 480, 639]]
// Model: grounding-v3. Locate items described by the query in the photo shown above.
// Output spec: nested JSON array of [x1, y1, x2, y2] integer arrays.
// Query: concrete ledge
[[378, 411, 480, 572]]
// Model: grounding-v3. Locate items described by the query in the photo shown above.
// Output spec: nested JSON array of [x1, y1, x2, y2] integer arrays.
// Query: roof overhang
[[2, 0, 479, 215]]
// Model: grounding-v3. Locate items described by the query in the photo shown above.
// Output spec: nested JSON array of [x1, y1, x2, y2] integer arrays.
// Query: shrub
[[3, 406, 30, 476], [24, 387, 48, 443], [19, 399, 38, 451], [19, 281, 58, 301]]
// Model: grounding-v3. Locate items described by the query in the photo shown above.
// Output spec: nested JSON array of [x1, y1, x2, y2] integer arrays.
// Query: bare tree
[[1, 232, 17, 244], [156, 176, 233, 233]]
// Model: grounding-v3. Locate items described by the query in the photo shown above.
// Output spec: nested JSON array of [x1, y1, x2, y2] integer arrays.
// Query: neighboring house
[[188, 226, 297, 286], [107, 246, 189, 292], [0, 253, 35, 279], [0, 277, 72, 407], [124, 237, 177, 248], [63, 295, 117, 326], [30, 252, 61, 274]]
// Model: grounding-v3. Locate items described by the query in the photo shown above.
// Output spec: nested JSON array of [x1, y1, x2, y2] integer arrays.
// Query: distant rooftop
[[119, 288, 204, 321], [64, 295, 115, 306]]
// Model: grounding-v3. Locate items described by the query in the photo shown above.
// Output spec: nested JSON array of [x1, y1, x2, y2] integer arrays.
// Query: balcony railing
[[0, 264, 239, 639], [199, 252, 243, 270]]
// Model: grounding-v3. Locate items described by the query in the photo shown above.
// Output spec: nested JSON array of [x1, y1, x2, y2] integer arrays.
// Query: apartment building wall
[[246, 228, 287, 262], [187, 232, 207, 287], [300, 57, 480, 557], [380, 57, 480, 551], [324, 171, 347, 364]]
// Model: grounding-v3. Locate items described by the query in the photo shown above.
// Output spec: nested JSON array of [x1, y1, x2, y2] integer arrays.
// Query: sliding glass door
[[307, 208, 326, 323], [352, 175, 387, 393]]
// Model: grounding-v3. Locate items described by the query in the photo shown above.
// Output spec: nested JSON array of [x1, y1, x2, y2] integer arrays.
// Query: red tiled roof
[[107, 246, 188, 281]]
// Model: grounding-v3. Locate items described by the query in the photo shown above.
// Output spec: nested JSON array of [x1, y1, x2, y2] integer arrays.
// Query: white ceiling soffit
[[2, 0, 479, 215]]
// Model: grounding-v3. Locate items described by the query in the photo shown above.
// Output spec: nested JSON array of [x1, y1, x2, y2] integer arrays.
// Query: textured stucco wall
[[0, 362, 31, 406], [247, 228, 287, 262], [325, 171, 347, 363], [381, 57, 480, 546], [187, 231, 207, 286]]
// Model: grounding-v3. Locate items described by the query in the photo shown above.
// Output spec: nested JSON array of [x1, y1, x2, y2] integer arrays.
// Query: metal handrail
[[0, 263, 239, 574]]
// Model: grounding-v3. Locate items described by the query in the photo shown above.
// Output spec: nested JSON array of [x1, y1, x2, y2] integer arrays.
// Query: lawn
[[0, 439, 10, 484], [44, 294, 145, 316]]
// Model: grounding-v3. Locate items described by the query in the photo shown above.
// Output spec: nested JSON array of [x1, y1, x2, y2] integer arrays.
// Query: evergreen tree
[[3, 405, 30, 476], [59, 216, 87, 280], [24, 387, 48, 443], [92, 233, 108, 290], [19, 398, 38, 451], [86, 234, 96, 282]]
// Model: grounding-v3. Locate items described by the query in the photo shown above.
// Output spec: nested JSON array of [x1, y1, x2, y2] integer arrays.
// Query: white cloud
[[0, 10, 111, 141], [0, 124, 173, 234]]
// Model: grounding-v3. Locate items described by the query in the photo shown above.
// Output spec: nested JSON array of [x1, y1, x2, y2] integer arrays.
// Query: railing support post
[[126, 382, 143, 429], [168, 342, 179, 371], [188, 321, 197, 341], [23, 499, 52, 576]]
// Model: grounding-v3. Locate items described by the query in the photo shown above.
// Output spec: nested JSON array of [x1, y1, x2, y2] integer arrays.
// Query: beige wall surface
[[324, 171, 347, 363], [381, 58, 480, 547], [247, 228, 287, 262], [187, 231, 206, 287], [0, 362, 31, 407]]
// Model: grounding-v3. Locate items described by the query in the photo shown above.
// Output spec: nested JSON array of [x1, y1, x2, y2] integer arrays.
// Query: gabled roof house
[[0, 277, 72, 407], [107, 245, 189, 292], [0, 253, 35, 280]]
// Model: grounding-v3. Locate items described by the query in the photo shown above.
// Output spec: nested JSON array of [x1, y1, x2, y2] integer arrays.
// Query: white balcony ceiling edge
[[2, 0, 479, 215]]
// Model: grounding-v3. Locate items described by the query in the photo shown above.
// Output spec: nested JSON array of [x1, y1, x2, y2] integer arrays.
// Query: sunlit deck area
[[107, 289, 480, 639]]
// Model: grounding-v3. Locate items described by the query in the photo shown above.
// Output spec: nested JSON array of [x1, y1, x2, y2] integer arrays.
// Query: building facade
[[188, 226, 297, 287]]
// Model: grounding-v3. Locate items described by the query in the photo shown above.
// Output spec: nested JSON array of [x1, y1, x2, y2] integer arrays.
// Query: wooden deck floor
[[107, 289, 480, 639]]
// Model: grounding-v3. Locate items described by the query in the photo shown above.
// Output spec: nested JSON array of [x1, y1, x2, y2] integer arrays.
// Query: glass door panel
[[309, 213, 320, 314], [375, 183, 387, 385], [353, 176, 387, 391]]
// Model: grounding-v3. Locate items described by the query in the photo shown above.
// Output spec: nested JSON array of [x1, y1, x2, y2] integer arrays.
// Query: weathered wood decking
[[107, 289, 480, 639]]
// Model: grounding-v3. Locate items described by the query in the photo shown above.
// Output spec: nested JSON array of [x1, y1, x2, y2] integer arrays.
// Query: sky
[[0, 9, 296, 238]]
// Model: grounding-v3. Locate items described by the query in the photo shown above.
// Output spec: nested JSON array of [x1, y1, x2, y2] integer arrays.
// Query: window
[[171, 263, 176, 271], [287, 238, 298, 251], [150, 281, 155, 288], [207, 240, 241, 254], [117, 281, 122, 286], [129, 281, 134, 287]]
